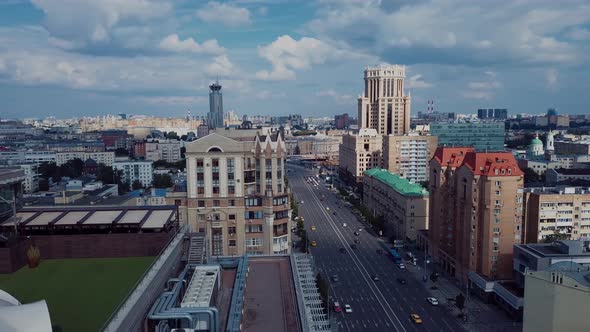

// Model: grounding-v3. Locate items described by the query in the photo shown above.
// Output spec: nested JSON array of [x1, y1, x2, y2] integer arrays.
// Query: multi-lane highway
[[288, 165, 464, 332]]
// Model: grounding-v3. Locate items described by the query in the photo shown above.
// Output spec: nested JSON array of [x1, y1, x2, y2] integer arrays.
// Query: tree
[[543, 231, 570, 243], [96, 164, 129, 194], [115, 148, 129, 157], [132, 180, 143, 190], [153, 174, 173, 188], [524, 167, 542, 184], [166, 131, 179, 140], [430, 272, 439, 283], [59, 158, 84, 178], [455, 293, 466, 310], [39, 179, 49, 191], [39, 162, 61, 182]]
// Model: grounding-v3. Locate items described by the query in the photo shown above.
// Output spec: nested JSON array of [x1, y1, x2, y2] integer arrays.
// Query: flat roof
[[181, 266, 220, 308], [142, 210, 173, 229], [118, 210, 148, 224], [364, 168, 428, 196], [242, 257, 298, 332], [2, 206, 176, 230], [54, 211, 88, 225]]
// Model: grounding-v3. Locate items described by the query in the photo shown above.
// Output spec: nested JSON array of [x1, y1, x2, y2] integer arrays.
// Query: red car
[[333, 302, 342, 313]]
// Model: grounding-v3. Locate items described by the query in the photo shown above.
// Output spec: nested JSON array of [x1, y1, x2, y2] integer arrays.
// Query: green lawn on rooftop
[[0, 256, 155, 332]]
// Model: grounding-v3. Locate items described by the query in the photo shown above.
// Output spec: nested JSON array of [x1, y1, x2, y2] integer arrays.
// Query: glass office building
[[430, 122, 505, 151]]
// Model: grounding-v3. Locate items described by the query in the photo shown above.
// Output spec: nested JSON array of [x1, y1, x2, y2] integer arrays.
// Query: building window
[[246, 224, 263, 232], [245, 211, 264, 219], [213, 200, 220, 207], [198, 187, 205, 195], [213, 187, 219, 194], [229, 214, 236, 221], [198, 200, 205, 208], [229, 199, 235, 206], [277, 184, 282, 193], [229, 240, 236, 247], [246, 238, 263, 247], [228, 186, 235, 194], [198, 214, 205, 221], [212, 159, 219, 167], [197, 159, 204, 167], [228, 226, 236, 234]]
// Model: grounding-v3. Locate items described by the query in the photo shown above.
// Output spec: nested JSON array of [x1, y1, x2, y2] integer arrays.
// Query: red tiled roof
[[432, 147, 475, 167], [462, 151, 524, 176]]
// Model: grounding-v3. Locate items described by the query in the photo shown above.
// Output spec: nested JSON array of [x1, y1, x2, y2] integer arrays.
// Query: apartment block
[[55, 151, 115, 166], [430, 122, 505, 151], [113, 160, 154, 187], [523, 187, 590, 242], [338, 129, 382, 183], [363, 168, 428, 242], [554, 140, 590, 155], [523, 262, 590, 332], [382, 134, 438, 183], [429, 147, 524, 283], [182, 130, 291, 256], [357, 64, 411, 135], [145, 140, 182, 163], [545, 168, 590, 185], [1, 163, 39, 194]]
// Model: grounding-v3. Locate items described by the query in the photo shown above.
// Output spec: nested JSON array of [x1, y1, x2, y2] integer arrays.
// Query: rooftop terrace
[[364, 168, 428, 196]]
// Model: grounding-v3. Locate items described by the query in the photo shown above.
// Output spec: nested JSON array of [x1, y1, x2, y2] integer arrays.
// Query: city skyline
[[0, 1, 588, 119]]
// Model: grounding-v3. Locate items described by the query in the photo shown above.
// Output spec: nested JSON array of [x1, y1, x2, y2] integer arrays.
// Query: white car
[[344, 304, 352, 313], [357, 228, 363, 232], [427, 297, 439, 306], [398, 263, 406, 269], [342, 223, 347, 227], [300, 200, 304, 204]]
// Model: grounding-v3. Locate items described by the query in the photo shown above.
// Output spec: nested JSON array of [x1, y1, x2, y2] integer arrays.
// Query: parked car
[[342, 223, 347, 227], [350, 244, 357, 249], [398, 263, 405, 269], [311, 241, 317, 247], [426, 297, 439, 306], [331, 275, 339, 282], [397, 278, 407, 284], [371, 275, 380, 281], [333, 302, 342, 313], [339, 248, 347, 253], [344, 304, 352, 313], [354, 232, 360, 236], [410, 314, 423, 324]]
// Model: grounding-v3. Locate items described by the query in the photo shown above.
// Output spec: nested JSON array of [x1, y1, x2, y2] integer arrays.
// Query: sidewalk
[[399, 247, 522, 332]]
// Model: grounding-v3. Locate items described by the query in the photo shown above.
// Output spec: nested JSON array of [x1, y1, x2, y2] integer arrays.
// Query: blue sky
[[0, 0, 589, 119]]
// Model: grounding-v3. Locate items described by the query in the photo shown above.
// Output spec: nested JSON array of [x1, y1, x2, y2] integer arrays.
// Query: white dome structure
[[0, 290, 52, 332]]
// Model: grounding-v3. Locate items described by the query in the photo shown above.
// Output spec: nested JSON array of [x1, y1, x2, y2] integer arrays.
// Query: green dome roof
[[530, 138, 543, 146]]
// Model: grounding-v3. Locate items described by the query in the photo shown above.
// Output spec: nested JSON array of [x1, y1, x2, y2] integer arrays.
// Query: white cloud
[[257, 7, 268, 16], [134, 95, 207, 106], [463, 90, 492, 100], [196, 2, 251, 27], [206, 55, 235, 76], [567, 27, 590, 40], [316, 89, 354, 104], [308, 1, 590, 67], [255, 35, 371, 81], [31, 0, 173, 50], [407, 74, 432, 88], [546, 68, 559, 89], [255, 90, 286, 100], [159, 34, 225, 55], [464, 70, 502, 99]]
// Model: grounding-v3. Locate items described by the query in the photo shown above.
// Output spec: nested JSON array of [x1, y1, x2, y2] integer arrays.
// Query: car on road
[[398, 263, 405, 269], [397, 278, 407, 284], [357, 228, 363, 232], [371, 275, 380, 281], [332, 212, 337, 215], [344, 304, 352, 313], [350, 244, 357, 249], [310, 241, 317, 247], [311, 225, 316, 231], [300, 200, 304, 204], [333, 302, 342, 313], [354, 232, 360, 236], [339, 248, 347, 253], [342, 223, 347, 227], [353, 239, 360, 244], [376, 249, 384, 255], [410, 314, 423, 324], [426, 297, 439, 306], [331, 275, 339, 282]]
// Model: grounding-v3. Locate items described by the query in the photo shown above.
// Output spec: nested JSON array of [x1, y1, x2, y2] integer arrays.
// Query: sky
[[0, 0, 589, 119]]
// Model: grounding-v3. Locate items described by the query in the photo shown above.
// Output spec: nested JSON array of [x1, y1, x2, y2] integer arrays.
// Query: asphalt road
[[287, 165, 464, 332]]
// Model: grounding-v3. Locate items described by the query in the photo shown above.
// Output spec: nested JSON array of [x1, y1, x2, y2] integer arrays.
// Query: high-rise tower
[[358, 64, 411, 135], [207, 81, 224, 129]]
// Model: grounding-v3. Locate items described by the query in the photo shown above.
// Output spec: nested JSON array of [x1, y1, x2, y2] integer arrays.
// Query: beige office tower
[[182, 129, 291, 256], [358, 64, 411, 135]]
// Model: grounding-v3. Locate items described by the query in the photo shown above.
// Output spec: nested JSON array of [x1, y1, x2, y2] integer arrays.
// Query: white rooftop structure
[[181, 265, 221, 308], [0, 290, 52, 332]]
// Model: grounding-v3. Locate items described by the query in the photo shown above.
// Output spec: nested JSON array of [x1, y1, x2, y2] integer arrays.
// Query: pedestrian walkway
[[398, 246, 523, 332]]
